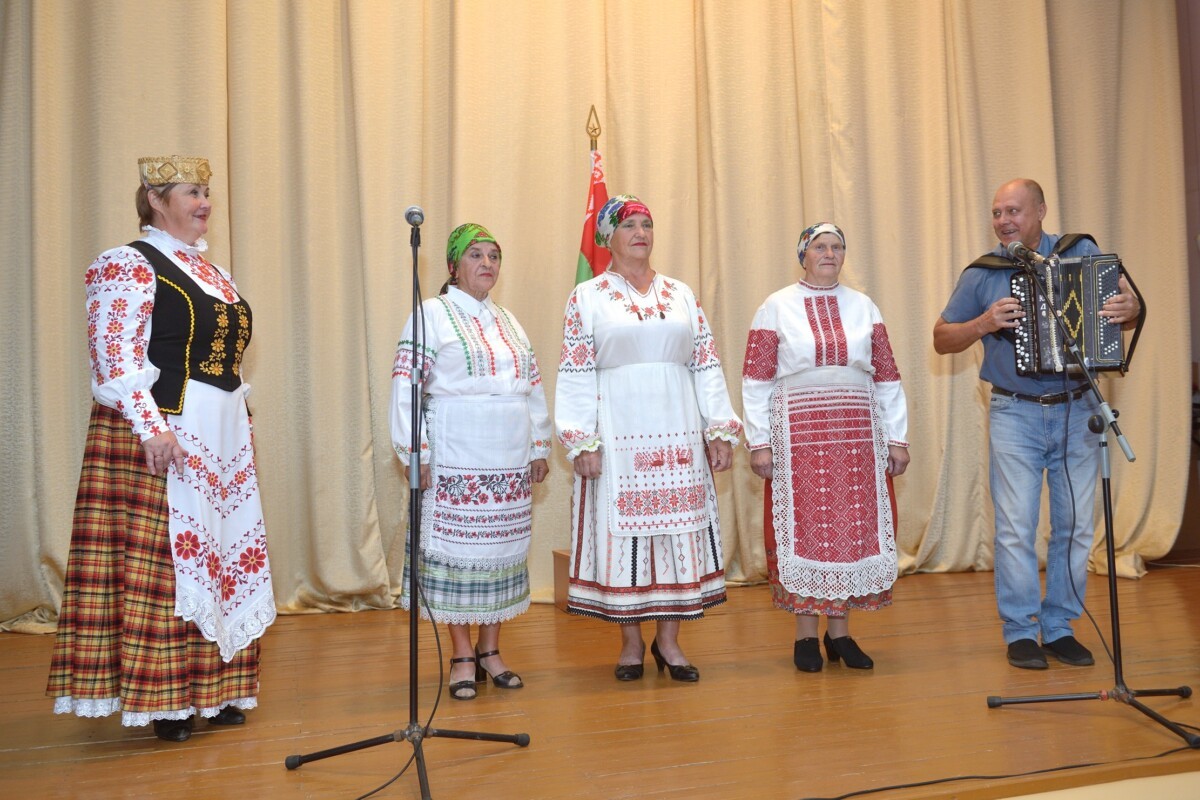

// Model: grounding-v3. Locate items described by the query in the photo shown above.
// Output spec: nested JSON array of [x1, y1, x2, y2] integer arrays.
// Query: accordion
[[1010, 253, 1126, 375]]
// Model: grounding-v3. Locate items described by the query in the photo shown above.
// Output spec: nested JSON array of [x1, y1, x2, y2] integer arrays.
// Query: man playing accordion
[[933, 178, 1141, 671]]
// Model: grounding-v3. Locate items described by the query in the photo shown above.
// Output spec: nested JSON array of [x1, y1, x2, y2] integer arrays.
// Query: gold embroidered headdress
[[138, 155, 212, 187]]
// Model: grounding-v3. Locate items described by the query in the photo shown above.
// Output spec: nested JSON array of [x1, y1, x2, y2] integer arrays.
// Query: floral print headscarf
[[594, 195, 652, 249], [796, 222, 845, 262]]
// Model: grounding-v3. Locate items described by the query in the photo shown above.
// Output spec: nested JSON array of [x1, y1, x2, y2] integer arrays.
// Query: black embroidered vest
[[127, 241, 252, 414]]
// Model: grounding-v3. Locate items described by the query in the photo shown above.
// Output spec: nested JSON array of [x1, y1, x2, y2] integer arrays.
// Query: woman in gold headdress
[[47, 156, 275, 742]]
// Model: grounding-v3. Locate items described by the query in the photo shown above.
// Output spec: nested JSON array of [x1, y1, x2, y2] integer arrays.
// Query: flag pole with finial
[[576, 105, 611, 284]]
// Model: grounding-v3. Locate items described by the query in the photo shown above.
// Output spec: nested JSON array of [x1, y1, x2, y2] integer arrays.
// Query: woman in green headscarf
[[390, 223, 552, 700]]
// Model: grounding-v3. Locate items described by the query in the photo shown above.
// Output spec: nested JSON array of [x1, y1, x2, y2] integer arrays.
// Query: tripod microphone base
[[988, 684, 1200, 747], [285, 731, 401, 770], [284, 724, 530, 771], [427, 727, 531, 747]]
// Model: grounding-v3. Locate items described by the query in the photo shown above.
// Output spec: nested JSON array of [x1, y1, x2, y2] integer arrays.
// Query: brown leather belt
[[991, 386, 1088, 406]]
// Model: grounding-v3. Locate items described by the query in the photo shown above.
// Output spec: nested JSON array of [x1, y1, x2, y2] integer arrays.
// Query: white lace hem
[[53, 695, 258, 727]]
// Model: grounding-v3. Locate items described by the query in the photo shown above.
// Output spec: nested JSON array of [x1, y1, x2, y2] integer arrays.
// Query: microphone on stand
[[405, 205, 424, 246], [1006, 240, 1050, 266]]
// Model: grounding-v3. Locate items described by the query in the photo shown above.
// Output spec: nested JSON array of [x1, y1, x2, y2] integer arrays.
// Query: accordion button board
[[1010, 253, 1126, 375]]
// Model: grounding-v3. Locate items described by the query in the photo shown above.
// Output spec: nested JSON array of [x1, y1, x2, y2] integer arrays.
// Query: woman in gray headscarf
[[742, 222, 909, 673]]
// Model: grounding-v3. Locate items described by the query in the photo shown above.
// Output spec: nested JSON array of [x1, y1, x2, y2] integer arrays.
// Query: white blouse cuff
[[566, 438, 601, 461], [704, 420, 742, 444]]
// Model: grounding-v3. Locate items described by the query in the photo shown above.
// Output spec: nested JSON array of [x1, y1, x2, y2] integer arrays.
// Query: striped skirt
[[46, 403, 259, 727]]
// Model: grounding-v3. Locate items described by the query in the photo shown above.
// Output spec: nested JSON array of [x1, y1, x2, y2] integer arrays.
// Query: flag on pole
[[575, 149, 610, 284]]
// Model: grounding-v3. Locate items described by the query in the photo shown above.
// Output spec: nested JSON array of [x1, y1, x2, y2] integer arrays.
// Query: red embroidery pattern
[[220, 570, 238, 601], [85, 254, 155, 384], [689, 303, 722, 372], [633, 445, 694, 472], [434, 507, 531, 534], [435, 295, 534, 379], [804, 295, 848, 367], [175, 431, 258, 515], [170, 512, 269, 619], [597, 275, 676, 320], [174, 530, 202, 559], [469, 316, 498, 376], [435, 470, 533, 506], [174, 249, 238, 302], [870, 322, 902, 383], [238, 546, 268, 574], [615, 485, 707, 518], [128, 390, 167, 437], [560, 429, 597, 450], [492, 307, 529, 381], [787, 403, 880, 563], [742, 328, 780, 381], [559, 292, 596, 373], [393, 341, 436, 381]]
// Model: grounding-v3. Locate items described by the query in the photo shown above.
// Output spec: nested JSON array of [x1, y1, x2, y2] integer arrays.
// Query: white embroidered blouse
[[390, 286, 553, 465], [742, 280, 908, 450], [555, 271, 742, 457]]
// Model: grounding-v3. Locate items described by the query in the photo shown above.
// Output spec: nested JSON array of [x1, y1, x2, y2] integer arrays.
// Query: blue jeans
[[988, 390, 1100, 644]]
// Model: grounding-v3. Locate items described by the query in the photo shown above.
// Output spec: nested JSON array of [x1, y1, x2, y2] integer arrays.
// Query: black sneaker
[[1043, 635, 1095, 666], [1006, 638, 1048, 669]]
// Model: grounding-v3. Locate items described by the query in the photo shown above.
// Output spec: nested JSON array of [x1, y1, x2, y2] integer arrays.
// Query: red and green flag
[[575, 150, 611, 284]]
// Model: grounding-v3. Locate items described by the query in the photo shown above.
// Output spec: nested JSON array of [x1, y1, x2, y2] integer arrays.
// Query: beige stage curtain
[[1, 0, 1188, 629]]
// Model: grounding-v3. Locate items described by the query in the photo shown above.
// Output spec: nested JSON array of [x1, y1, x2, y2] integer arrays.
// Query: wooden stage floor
[[3, 569, 1200, 799]]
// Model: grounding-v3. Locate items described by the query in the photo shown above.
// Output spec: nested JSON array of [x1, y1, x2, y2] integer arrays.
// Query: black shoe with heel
[[614, 643, 646, 681], [475, 647, 523, 688], [793, 637, 823, 672], [650, 638, 700, 682], [449, 656, 478, 700], [823, 631, 874, 669]]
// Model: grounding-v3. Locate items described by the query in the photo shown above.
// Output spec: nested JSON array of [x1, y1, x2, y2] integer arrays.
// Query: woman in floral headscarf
[[391, 223, 552, 700], [741, 223, 909, 673], [555, 195, 742, 683]]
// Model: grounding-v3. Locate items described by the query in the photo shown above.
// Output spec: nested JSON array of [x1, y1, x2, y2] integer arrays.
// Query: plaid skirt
[[399, 549, 531, 626], [46, 403, 260, 726]]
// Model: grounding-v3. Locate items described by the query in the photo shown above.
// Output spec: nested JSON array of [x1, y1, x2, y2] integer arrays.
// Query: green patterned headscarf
[[446, 223, 501, 274]]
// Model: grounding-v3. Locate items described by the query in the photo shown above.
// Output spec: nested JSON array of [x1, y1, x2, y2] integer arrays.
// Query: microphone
[[1006, 240, 1049, 265], [404, 206, 425, 227]]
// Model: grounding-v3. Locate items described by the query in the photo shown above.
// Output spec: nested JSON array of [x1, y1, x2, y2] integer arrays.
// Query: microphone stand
[[284, 219, 531, 797], [985, 252, 1198, 747]]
